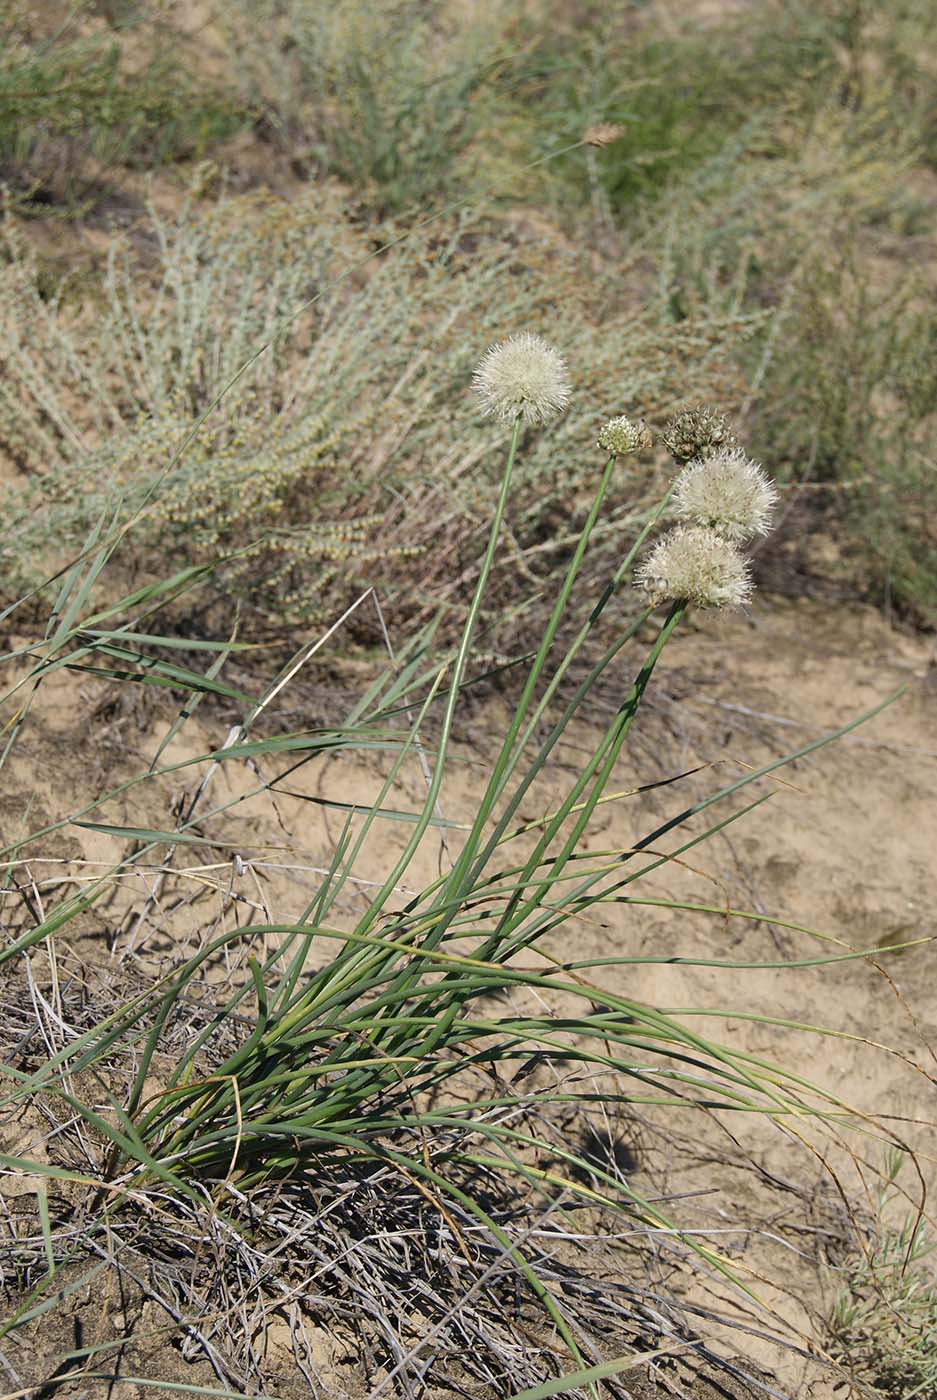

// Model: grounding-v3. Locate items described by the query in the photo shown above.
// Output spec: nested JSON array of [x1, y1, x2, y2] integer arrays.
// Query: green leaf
[[271, 787, 466, 829], [71, 822, 218, 847], [79, 628, 257, 653], [506, 1347, 686, 1399]]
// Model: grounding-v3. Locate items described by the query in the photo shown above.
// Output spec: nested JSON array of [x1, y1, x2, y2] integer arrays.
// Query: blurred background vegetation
[[1, 0, 935, 643]]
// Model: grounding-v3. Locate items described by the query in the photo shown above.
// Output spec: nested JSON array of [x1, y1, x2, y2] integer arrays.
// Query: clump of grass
[[501, 1, 844, 219], [828, 1155, 937, 1398], [0, 0, 245, 209], [220, 0, 513, 215], [0, 189, 762, 638], [644, 59, 937, 618], [752, 249, 937, 617], [5, 0, 935, 621]]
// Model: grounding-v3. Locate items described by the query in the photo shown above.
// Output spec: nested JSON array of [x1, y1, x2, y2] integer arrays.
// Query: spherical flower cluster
[[672, 447, 778, 541], [597, 415, 652, 457], [472, 333, 571, 425], [662, 406, 737, 464], [635, 525, 752, 609]]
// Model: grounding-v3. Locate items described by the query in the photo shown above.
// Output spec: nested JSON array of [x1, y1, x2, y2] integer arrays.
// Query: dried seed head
[[635, 525, 752, 609], [662, 406, 737, 464], [584, 122, 626, 148], [472, 333, 571, 425], [673, 447, 778, 541], [597, 415, 652, 456]]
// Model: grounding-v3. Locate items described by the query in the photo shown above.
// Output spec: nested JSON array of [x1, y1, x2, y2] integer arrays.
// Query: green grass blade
[[507, 1347, 687, 1400]]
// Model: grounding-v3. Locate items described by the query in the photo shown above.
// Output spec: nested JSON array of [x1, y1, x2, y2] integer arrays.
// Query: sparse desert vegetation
[[0, 2, 935, 1398]]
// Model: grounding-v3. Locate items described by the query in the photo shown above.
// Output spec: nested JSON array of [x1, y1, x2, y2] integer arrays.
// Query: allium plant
[[635, 407, 779, 609], [0, 351, 900, 1395], [471, 331, 572, 424], [635, 523, 753, 608], [672, 446, 778, 541], [596, 413, 653, 456], [661, 404, 737, 463]]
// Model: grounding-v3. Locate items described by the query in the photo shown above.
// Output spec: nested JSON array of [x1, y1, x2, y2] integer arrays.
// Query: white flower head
[[635, 525, 752, 609], [597, 415, 652, 456], [472, 332, 571, 425], [672, 447, 778, 541]]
